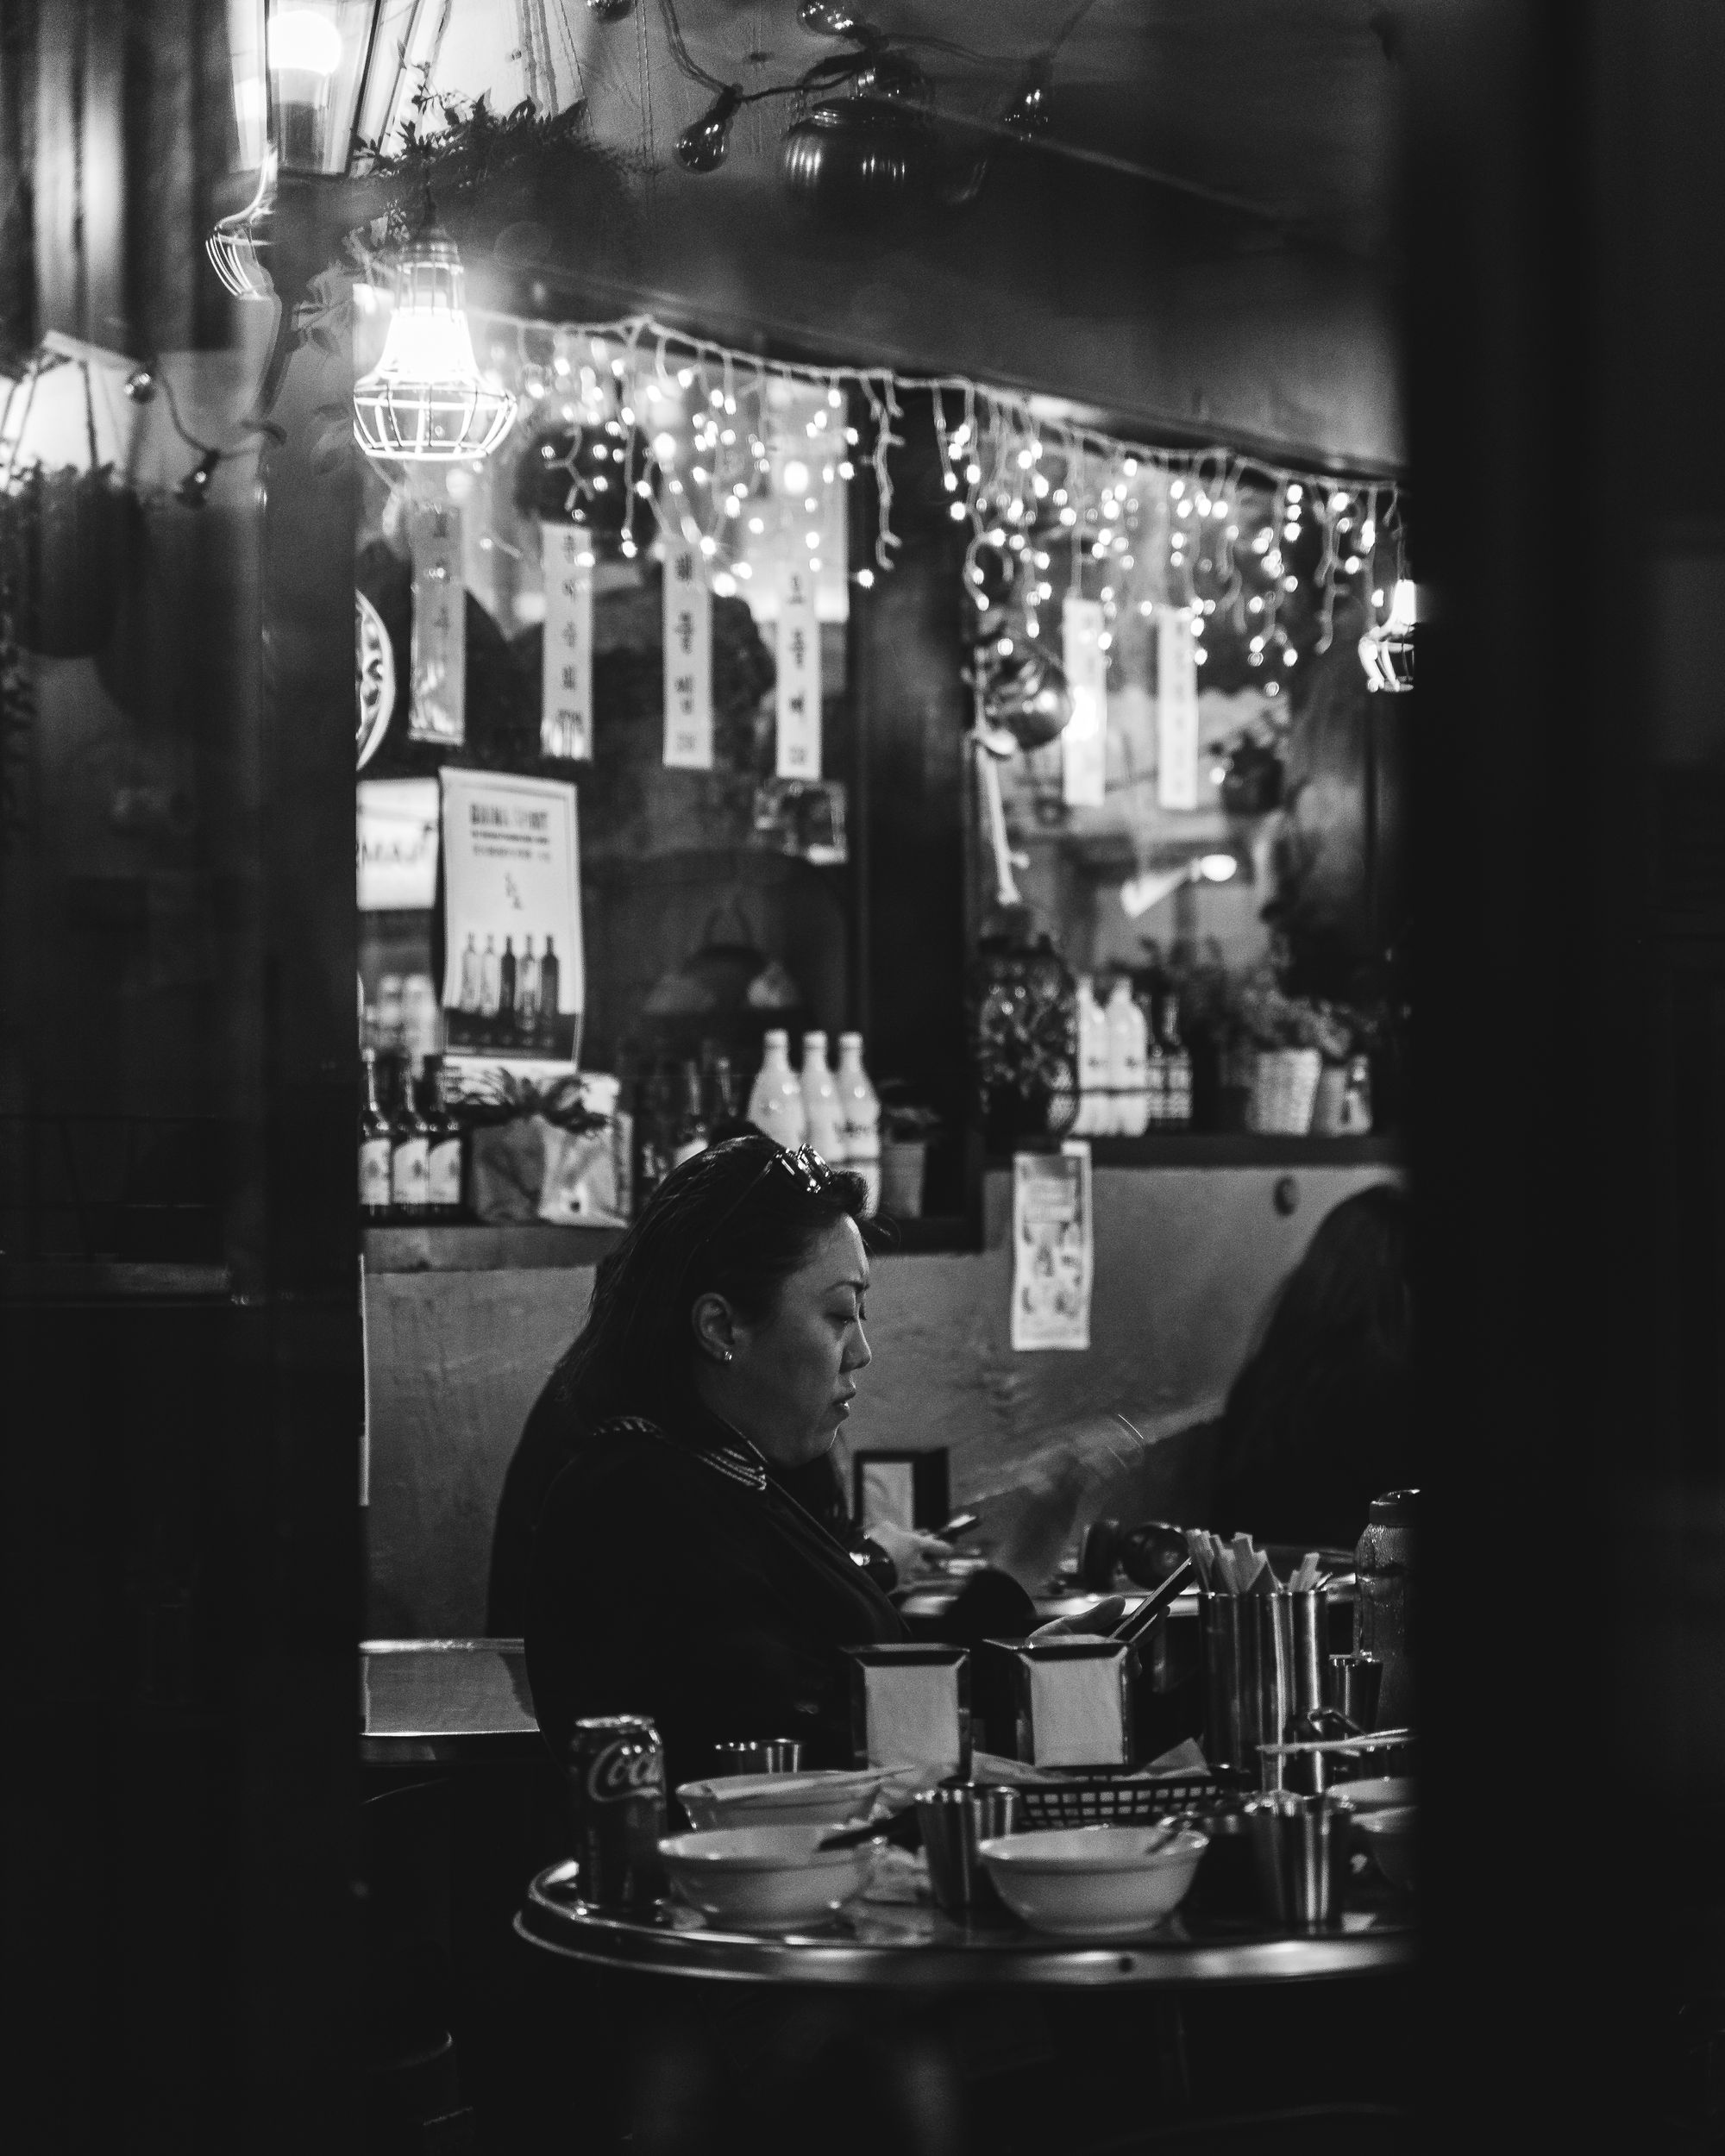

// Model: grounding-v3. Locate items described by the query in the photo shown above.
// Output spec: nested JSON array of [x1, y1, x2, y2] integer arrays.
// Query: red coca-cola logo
[[586, 1739, 664, 1804]]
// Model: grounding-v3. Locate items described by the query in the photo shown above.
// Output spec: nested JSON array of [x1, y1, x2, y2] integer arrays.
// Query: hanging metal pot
[[779, 95, 938, 227], [638, 898, 809, 1065], [978, 642, 1074, 753]]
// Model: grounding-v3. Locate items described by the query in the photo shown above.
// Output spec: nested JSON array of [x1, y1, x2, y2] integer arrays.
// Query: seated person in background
[[1208, 1181, 1412, 1551], [1065, 1183, 1412, 1556]]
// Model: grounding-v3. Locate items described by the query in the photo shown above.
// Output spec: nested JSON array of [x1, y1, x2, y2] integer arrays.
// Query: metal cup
[[710, 1739, 804, 1777], [1199, 1589, 1330, 1778], [1327, 1653, 1384, 1730], [914, 1783, 1022, 1919], [1247, 1789, 1355, 1934]]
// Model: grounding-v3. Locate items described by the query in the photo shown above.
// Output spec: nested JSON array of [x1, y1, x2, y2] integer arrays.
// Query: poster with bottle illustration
[[439, 768, 583, 1071], [1011, 1142, 1094, 1352]]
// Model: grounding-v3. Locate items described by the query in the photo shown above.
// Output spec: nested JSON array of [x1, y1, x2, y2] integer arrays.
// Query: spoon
[[816, 1807, 920, 1853]]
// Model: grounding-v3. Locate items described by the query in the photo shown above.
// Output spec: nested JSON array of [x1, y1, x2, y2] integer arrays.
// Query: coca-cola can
[[567, 1714, 668, 1910]]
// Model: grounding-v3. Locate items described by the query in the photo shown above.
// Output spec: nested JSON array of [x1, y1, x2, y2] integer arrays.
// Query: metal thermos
[[1354, 1489, 1418, 1730]]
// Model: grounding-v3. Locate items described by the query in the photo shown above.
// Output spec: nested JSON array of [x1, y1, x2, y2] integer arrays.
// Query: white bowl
[[978, 1826, 1208, 1939], [674, 1769, 890, 1832], [1355, 1805, 1417, 1893], [1338, 1776, 1415, 1814], [659, 1826, 876, 1931]]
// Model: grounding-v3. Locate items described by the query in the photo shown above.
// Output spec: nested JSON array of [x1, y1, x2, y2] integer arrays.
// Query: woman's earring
[[719, 1347, 734, 1364]]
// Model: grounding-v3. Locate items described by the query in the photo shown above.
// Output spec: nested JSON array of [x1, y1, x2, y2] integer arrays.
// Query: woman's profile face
[[720, 1216, 873, 1468]]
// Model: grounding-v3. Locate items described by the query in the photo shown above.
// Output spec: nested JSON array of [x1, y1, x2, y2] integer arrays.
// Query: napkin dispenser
[[846, 1644, 971, 1775], [1008, 1638, 1135, 1768]]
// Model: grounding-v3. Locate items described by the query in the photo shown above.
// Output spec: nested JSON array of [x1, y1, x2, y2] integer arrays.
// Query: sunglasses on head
[[674, 1143, 841, 1291]]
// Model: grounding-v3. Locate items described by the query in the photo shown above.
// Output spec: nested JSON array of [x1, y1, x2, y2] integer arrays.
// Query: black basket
[[1013, 1773, 1236, 1830]]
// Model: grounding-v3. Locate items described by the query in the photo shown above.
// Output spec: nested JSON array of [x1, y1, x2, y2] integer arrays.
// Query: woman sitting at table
[[515, 1136, 957, 1787]]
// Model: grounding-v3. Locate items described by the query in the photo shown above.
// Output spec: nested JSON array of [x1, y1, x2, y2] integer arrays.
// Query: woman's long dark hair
[[1213, 1182, 1413, 1547], [555, 1135, 869, 1435]]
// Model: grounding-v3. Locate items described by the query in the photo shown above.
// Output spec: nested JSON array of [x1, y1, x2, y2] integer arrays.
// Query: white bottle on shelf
[[1107, 976, 1149, 1137], [800, 1031, 846, 1164], [836, 1031, 881, 1216], [1075, 975, 1111, 1136], [746, 1029, 808, 1148]]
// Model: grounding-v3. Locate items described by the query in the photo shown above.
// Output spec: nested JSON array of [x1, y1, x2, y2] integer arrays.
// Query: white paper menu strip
[[662, 542, 714, 769], [1156, 610, 1200, 809], [775, 561, 821, 779], [540, 522, 593, 761], [1011, 1141, 1094, 1352], [1061, 595, 1107, 808], [409, 498, 466, 746]]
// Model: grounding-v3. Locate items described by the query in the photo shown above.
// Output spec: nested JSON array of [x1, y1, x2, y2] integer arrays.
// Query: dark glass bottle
[[499, 937, 517, 1031], [706, 1046, 740, 1135], [1159, 994, 1192, 1128], [390, 1060, 430, 1220], [538, 937, 561, 1050], [423, 1056, 463, 1216], [671, 1058, 709, 1167], [360, 1048, 392, 1219], [636, 1062, 675, 1209]]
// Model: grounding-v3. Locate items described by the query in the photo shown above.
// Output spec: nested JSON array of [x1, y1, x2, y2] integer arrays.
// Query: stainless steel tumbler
[[1327, 1652, 1384, 1730], [913, 1783, 1022, 1917], [709, 1739, 804, 1777], [1247, 1789, 1355, 1933]]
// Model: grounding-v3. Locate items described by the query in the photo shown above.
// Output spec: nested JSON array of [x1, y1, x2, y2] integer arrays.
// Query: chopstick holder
[[1011, 1638, 1133, 1767], [846, 1645, 971, 1775]]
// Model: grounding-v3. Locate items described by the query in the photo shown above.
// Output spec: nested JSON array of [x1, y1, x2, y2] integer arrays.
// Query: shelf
[[364, 1222, 624, 1272], [365, 1211, 982, 1273], [866, 1213, 980, 1255], [2, 1258, 234, 1301], [986, 1134, 1405, 1169]]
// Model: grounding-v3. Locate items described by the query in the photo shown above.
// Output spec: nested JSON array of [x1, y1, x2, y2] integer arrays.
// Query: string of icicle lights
[[457, 309, 1410, 696]]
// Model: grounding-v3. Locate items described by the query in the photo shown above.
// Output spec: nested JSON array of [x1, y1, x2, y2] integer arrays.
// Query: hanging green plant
[[0, 356, 135, 661]]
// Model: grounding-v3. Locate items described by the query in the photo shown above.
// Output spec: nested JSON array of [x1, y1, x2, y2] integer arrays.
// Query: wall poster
[[408, 497, 466, 747], [775, 561, 822, 778], [1156, 610, 1201, 810], [1061, 595, 1107, 808], [439, 768, 583, 1071], [1011, 1141, 1095, 1352], [662, 542, 714, 768], [357, 777, 440, 913], [540, 522, 593, 761]]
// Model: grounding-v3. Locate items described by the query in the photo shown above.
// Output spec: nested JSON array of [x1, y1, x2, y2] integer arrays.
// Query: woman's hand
[[863, 1520, 953, 1584], [1030, 1594, 1126, 1641]]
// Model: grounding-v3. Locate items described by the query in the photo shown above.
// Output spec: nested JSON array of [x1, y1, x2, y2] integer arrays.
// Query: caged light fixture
[[206, 145, 278, 301], [352, 222, 518, 462], [1359, 577, 1416, 693]]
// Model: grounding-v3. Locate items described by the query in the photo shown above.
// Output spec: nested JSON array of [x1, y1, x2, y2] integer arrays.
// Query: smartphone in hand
[[937, 1511, 981, 1544]]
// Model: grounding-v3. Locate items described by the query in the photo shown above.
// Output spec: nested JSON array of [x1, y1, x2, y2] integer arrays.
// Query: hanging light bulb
[[675, 84, 744, 173], [799, 1, 869, 34], [354, 225, 518, 462], [271, 6, 346, 171], [1002, 60, 1053, 135], [206, 146, 277, 300]]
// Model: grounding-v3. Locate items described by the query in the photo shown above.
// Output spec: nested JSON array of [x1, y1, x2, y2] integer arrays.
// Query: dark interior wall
[[1408, 0, 1725, 2146], [364, 1162, 1398, 1638], [3, 14, 365, 2149]]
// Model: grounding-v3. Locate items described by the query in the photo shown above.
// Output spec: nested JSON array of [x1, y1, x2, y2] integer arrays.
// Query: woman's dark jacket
[[515, 1388, 907, 1789]]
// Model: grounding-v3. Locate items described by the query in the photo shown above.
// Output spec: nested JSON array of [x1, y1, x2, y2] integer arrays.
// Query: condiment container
[[1008, 1636, 1134, 1768], [845, 1644, 970, 1776]]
